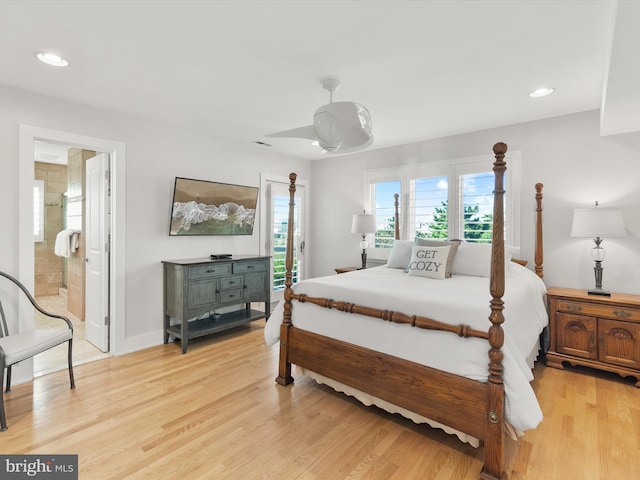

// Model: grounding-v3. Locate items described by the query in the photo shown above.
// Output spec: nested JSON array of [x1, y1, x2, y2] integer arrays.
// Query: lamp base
[[588, 288, 611, 296], [360, 250, 367, 270]]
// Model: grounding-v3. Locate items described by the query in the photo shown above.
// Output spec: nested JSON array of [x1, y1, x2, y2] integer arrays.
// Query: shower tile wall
[[34, 162, 67, 296]]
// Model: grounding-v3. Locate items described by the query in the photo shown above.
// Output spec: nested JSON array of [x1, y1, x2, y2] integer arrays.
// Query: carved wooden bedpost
[[481, 142, 507, 480], [276, 173, 297, 386], [535, 183, 544, 278]]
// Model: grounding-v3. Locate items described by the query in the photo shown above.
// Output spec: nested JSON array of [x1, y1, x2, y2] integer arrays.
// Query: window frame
[[364, 150, 521, 261], [34, 179, 45, 243]]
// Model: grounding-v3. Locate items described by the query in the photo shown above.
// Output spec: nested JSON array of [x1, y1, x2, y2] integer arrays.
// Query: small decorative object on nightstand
[[546, 287, 640, 387]]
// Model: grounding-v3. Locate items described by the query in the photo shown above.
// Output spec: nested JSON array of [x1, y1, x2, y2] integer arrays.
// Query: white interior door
[[265, 180, 306, 303], [85, 153, 110, 352]]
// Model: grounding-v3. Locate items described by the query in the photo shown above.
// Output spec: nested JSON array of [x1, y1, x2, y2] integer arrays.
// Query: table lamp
[[570, 202, 625, 296], [351, 213, 376, 269]]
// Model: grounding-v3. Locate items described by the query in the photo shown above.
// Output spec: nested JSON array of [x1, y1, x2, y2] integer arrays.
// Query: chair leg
[[0, 386, 6, 431], [68, 339, 75, 389], [5, 366, 11, 393], [1, 363, 6, 431]]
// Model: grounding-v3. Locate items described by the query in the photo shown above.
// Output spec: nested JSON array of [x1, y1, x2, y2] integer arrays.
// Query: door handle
[[300, 240, 306, 252]]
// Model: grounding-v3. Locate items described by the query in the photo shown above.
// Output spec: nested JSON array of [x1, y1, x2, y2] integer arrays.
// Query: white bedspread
[[264, 263, 548, 434]]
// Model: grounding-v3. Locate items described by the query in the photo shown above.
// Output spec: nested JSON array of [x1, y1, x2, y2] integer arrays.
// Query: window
[[371, 180, 400, 248], [366, 151, 520, 256], [411, 175, 449, 239], [34, 180, 45, 242]]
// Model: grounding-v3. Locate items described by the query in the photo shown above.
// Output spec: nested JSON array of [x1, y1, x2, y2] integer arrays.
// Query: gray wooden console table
[[162, 255, 271, 353]]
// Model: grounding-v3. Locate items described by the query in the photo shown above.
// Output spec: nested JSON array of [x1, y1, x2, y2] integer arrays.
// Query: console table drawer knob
[[567, 304, 582, 312], [614, 310, 631, 318]]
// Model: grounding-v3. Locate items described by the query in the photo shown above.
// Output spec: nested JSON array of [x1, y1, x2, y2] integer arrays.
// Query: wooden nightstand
[[546, 287, 640, 387], [334, 267, 358, 274]]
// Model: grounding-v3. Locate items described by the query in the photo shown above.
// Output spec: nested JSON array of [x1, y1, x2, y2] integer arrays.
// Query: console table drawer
[[233, 260, 267, 274], [220, 275, 243, 290], [189, 263, 232, 280], [557, 300, 640, 322], [220, 289, 243, 303]]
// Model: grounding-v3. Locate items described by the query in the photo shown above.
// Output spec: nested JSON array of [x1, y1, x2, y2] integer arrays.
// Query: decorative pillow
[[505, 245, 520, 267], [451, 242, 492, 277], [386, 240, 414, 269], [406, 244, 452, 280], [414, 238, 461, 278], [505, 245, 520, 259], [451, 242, 517, 277]]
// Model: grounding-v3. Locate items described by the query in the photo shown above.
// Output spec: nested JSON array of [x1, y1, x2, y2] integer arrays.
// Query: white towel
[[54, 230, 80, 257], [70, 232, 80, 253]]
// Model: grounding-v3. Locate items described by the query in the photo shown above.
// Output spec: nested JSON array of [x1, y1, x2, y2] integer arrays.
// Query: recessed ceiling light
[[529, 87, 554, 98], [35, 52, 69, 67]]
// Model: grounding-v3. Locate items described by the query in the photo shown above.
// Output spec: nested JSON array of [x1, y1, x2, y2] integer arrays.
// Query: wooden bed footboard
[[276, 143, 544, 480], [287, 327, 487, 438]]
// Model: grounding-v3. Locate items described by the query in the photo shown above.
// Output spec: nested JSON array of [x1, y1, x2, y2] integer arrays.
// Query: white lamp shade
[[351, 214, 377, 234], [570, 208, 626, 238]]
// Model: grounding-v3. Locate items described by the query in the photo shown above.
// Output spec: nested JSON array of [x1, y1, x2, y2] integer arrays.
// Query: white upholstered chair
[[0, 270, 75, 431]]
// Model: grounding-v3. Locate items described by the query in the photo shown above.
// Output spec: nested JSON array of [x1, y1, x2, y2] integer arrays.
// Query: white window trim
[[364, 150, 521, 261], [34, 179, 45, 242]]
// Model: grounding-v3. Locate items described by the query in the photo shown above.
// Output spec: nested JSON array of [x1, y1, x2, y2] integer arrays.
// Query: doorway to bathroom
[[19, 125, 126, 381], [32, 143, 109, 376]]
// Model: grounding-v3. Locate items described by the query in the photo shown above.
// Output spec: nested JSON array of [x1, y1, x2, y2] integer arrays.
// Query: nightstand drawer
[[557, 300, 640, 322]]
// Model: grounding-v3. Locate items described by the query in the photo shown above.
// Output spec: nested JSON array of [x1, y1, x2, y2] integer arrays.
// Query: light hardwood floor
[[1, 322, 638, 479], [34, 294, 109, 376]]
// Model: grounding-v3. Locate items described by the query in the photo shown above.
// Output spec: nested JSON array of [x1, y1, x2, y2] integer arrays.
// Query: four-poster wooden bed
[[269, 142, 545, 480]]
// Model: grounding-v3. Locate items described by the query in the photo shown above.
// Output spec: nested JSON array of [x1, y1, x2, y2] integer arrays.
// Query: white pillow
[[414, 238, 461, 278], [451, 242, 492, 277], [505, 245, 520, 259], [505, 245, 519, 266], [406, 244, 452, 280], [451, 242, 515, 277], [386, 240, 414, 269]]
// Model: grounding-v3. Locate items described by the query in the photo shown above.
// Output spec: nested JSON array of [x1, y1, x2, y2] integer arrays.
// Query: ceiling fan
[[266, 78, 373, 154]]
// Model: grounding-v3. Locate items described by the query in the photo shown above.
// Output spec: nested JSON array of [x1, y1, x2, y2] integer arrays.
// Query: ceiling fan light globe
[[314, 108, 342, 149], [355, 104, 373, 132]]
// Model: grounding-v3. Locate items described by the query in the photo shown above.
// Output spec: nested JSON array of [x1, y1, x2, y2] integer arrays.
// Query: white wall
[[0, 84, 310, 355], [2, 82, 639, 361], [309, 110, 640, 295]]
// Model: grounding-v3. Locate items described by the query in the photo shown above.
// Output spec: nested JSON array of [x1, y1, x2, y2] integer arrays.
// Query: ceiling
[[1, 1, 637, 161]]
